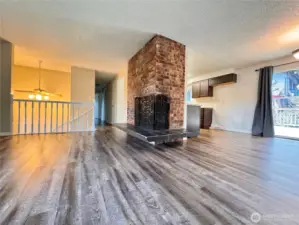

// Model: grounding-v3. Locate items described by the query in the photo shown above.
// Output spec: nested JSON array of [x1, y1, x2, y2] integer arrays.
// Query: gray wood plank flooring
[[0, 126, 299, 225]]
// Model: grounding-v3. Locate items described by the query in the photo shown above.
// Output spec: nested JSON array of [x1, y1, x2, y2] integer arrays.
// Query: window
[[186, 89, 192, 103], [272, 69, 299, 138]]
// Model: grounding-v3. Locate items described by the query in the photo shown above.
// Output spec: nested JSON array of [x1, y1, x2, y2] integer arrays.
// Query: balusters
[[44, 102, 47, 133], [38, 101, 41, 134], [56, 102, 59, 132], [62, 103, 64, 132], [31, 101, 34, 133], [50, 102, 53, 133], [12, 100, 94, 135], [274, 108, 299, 127], [24, 101, 27, 134], [67, 103, 70, 132], [18, 101, 21, 135], [72, 104, 75, 131]]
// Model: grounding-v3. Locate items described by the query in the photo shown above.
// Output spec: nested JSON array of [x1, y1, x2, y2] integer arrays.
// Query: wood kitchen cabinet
[[192, 82, 200, 98], [192, 80, 213, 98], [200, 108, 213, 129], [200, 80, 213, 97], [208, 73, 237, 87], [192, 73, 237, 98]]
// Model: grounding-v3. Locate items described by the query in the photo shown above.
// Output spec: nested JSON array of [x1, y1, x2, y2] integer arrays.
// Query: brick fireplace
[[127, 35, 185, 129]]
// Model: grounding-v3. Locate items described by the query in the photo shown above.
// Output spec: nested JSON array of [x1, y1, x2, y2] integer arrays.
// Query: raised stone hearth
[[127, 35, 185, 129], [115, 123, 198, 144]]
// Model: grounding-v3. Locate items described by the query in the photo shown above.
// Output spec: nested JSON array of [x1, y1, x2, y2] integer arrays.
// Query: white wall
[[71, 66, 95, 102], [188, 55, 299, 133], [104, 75, 127, 124], [0, 39, 13, 135], [71, 66, 96, 130]]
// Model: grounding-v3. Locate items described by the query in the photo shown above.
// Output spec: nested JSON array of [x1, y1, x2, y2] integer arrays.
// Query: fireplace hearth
[[135, 94, 169, 130], [116, 95, 199, 144]]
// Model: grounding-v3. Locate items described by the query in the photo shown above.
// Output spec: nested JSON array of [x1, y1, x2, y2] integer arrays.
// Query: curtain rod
[[255, 61, 299, 72]]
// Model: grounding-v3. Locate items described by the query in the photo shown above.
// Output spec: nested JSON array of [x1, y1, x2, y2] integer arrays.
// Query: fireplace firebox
[[135, 94, 170, 130]]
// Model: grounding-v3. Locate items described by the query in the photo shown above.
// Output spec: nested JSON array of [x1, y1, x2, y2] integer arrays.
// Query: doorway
[[272, 69, 299, 139]]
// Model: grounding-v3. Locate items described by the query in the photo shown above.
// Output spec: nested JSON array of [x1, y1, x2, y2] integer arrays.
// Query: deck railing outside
[[273, 108, 299, 128]]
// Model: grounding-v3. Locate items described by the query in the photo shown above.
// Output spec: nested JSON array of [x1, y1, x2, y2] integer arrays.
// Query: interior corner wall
[[71, 66, 95, 102], [0, 39, 13, 135], [104, 75, 127, 124], [188, 55, 299, 133]]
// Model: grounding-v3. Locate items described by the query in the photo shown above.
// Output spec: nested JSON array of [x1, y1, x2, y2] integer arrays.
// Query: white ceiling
[[1, 1, 299, 78]]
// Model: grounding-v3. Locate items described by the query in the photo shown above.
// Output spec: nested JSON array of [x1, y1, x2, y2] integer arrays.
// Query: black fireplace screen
[[135, 94, 169, 130]]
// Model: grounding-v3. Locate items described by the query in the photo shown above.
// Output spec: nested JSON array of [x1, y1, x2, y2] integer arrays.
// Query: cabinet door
[[209, 74, 237, 86], [208, 78, 218, 86], [192, 82, 200, 98], [200, 108, 204, 128], [203, 108, 213, 129], [200, 80, 209, 97]]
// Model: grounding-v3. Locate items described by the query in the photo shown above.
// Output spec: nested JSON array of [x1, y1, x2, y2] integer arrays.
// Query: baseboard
[[0, 132, 12, 136], [226, 128, 251, 134], [210, 126, 251, 134], [70, 129, 96, 133]]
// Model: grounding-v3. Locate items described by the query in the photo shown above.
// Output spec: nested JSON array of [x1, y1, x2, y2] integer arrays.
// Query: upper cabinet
[[192, 79, 213, 98], [192, 82, 200, 98], [200, 80, 213, 97], [192, 73, 237, 98], [208, 73, 237, 87]]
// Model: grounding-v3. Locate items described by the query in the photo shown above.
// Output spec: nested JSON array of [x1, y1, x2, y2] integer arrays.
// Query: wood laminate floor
[[0, 126, 299, 225]]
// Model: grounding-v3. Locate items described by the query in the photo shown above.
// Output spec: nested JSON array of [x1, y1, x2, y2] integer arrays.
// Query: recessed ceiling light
[[280, 27, 299, 42], [293, 49, 299, 60]]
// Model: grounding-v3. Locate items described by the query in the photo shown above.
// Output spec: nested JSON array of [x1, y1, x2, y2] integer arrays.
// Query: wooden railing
[[273, 108, 299, 127], [12, 99, 94, 135], [52, 106, 94, 133]]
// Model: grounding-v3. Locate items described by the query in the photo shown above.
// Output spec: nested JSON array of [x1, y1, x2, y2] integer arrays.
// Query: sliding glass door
[[272, 69, 299, 139]]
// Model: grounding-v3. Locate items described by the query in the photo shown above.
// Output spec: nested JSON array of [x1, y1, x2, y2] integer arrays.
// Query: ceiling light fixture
[[14, 60, 62, 101], [293, 49, 299, 60], [29, 94, 35, 99], [35, 94, 42, 101]]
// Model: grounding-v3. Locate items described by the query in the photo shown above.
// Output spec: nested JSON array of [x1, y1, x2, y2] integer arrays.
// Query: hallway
[[0, 127, 299, 224]]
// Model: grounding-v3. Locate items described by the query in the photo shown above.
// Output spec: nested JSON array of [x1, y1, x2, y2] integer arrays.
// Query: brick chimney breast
[[127, 35, 185, 129]]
